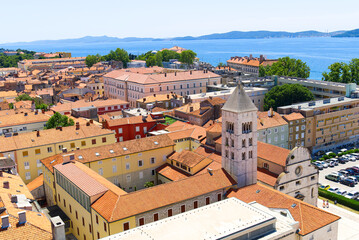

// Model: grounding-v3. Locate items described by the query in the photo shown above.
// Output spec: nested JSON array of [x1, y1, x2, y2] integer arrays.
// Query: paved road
[[318, 160, 359, 193], [317, 199, 359, 240]]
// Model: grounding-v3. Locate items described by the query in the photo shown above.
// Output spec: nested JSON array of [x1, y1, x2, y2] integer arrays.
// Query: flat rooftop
[[278, 96, 358, 111], [188, 86, 267, 100], [101, 198, 282, 240]]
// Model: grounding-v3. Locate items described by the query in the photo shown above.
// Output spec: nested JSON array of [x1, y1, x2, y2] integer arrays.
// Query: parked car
[[312, 162, 323, 170], [348, 156, 357, 162], [340, 178, 355, 187], [329, 161, 335, 167], [344, 191, 359, 199], [340, 148, 348, 153], [347, 176, 358, 184], [321, 161, 329, 168], [339, 158, 347, 164], [338, 170, 349, 177], [345, 169, 355, 176], [328, 187, 339, 193], [320, 185, 331, 190], [336, 189, 347, 195], [325, 173, 341, 182]]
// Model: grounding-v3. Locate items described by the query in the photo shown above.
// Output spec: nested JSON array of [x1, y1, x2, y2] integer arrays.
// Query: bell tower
[[221, 85, 258, 188]]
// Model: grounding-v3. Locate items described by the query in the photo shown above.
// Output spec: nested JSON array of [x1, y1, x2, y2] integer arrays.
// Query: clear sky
[[1, 0, 358, 43]]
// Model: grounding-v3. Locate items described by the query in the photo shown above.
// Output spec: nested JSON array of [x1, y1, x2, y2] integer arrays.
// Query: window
[[206, 197, 210, 205], [82, 217, 85, 226], [279, 186, 284, 191], [138, 160, 143, 167], [22, 151, 29, 157], [126, 174, 131, 183], [77, 227, 79, 236], [139, 171, 143, 179], [24, 161, 30, 169], [150, 157, 155, 164], [231, 152, 234, 160], [311, 176, 315, 181], [112, 165, 117, 173], [181, 205, 185, 213], [242, 139, 245, 147], [263, 163, 269, 169], [217, 193, 222, 201], [152, 170, 155, 176], [58, 194, 61, 202], [312, 188, 315, 198], [136, 126, 140, 132], [89, 224, 92, 233], [104, 222, 107, 232], [194, 201, 198, 209], [139, 218, 145, 226], [225, 150, 228, 158], [249, 138, 252, 146], [35, 149, 41, 155], [249, 151, 253, 158], [70, 143, 75, 148], [126, 163, 130, 170], [296, 181, 301, 186], [99, 168, 103, 176], [143, 127, 147, 133], [63, 199, 66, 207], [25, 172, 31, 180], [97, 233, 100, 239], [118, 128, 123, 134], [123, 222, 130, 231], [168, 209, 173, 217], [301, 125, 305, 130], [295, 134, 299, 140], [102, 137, 107, 143], [81, 141, 86, 146], [281, 126, 284, 132], [301, 132, 305, 138], [296, 126, 299, 132], [281, 135, 284, 141], [76, 211, 78, 219], [153, 213, 159, 221], [96, 215, 98, 224], [70, 205, 72, 213], [47, 147, 52, 153], [92, 139, 97, 145], [242, 152, 246, 160]]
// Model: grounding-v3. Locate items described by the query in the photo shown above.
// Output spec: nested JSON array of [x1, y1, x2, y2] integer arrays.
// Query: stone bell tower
[[221, 85, 258, 188]]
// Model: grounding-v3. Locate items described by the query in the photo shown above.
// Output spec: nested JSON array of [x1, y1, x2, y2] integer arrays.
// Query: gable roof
[[92, 168, 236, 222], [257, 141, 290, 167], [257, 111, 287, 130], [227, 183, 340, 236], [221, 85, 257, 113]]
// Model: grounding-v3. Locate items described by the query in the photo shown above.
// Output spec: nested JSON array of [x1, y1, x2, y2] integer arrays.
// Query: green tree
[[36, 103, 48, 110], [155, 51, 163, 67], [85, 54, 100, 67], [45, 112, 74, 129], [144, 181, 154, 188], [217, 62, 226, 67], [104, 48, 130, 68], [15, 94, 33, 101], [146, 56, 156, 67], [161, 50, 180, 62], [9, 103, 14, 109], [259, 57, 310, 78], [179, 50, 197, 66], [263, 84, 314, 111], [322, 59, 359, 83]]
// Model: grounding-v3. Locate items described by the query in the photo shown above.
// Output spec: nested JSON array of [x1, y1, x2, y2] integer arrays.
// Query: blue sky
[[1, 0, 358, 43]]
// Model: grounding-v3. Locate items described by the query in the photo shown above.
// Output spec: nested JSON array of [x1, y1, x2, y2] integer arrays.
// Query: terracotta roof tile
[[26, 174, 44, 192], [257, 168, 278, 186], [51, 99, 128, 113], [227, 183, 340, 236], [257, 111, 287, 130], [0, 111, 51, 128], [0, 172, 34, 200], [282, 112, 305, 121], [258, 141, 290, 167], [168, 150, 209, 168], [156, 164, 191, 181], [92, 168, 236, 222]]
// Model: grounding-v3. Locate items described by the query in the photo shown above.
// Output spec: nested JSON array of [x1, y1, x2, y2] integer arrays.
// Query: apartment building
[[41, 135, 174, 205], [257, 109, 289, 149], [136, 93, 184, 109], [0, 111, 51, 136], [103, 70, 221, 107], [0, 124, 115, 184], [226, 55, 277, 75], [18, 57, 86, 71], [282, 113, 307, 149], [278, 96, 359, 153]]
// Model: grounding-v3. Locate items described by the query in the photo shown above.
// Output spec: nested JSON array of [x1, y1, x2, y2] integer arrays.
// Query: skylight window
[[110, 149, 114, 154], [78, 155, 83, 160]]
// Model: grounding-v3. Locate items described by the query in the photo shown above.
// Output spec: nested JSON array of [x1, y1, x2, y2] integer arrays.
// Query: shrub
[[319, 157, 325, 161], [328, 152, 336, 157], [323, 155, 330, 160], [348, 149, 355, 154], [319, 188, 359, 211], [354, 149, 359, 153]]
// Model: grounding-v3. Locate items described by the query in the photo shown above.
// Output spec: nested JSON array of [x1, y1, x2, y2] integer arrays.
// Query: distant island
[[1, 29, 358, 46]]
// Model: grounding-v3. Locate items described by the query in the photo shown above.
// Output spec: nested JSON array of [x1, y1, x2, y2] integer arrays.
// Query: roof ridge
[[7, 211, 51, 234]]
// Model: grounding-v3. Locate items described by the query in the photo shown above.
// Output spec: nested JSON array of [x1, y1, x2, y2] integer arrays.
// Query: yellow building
[[0, 123, 115, 184], [278, 96, 359, 154], [52, 160, 234, 240], [41, 134, 174, 205]]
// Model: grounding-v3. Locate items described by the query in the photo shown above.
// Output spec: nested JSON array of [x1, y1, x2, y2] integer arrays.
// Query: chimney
[[89, 119, 93, 124], [207, 168, 213, 176], [209, 96, 213, 100], [3, 181, 9, 189], [36, 131, 40, 137], [174, 72, 177, 76], [167, 94, 169, 99], [62, 148, 67, 153], [51, 216, 66, 240], [35, 110, 38, 115], [11, 195, 17, 203], [18, 211, 26, 225], [190, 106, 194, 112], [154, 94, 156, 97], [164, 73, 167, 77], [86, 122, 90, 126], [59, 127, 62, 131], [190, 71, 192, 75], [62, 153, 74, 164], [76, 122, 80, 130], [24, 112, 28, 116], [1, 215, 9, 229], [143, 98, 146, 102]]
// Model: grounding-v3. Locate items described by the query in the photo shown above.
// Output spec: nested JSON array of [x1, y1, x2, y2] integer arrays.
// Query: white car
[[344, 191, 359, 199], [336, 189, 347, 195], [341, 149, 348, 153], [328, 187, 339, 193], [347, 176, 358, 184], [321, 162, 329, 168]]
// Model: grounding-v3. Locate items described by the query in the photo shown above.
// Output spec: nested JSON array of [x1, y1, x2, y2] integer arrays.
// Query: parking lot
[[318, 160, 359, 194]]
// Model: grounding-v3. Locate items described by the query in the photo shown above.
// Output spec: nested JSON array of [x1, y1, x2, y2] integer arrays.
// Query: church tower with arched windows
[[221, 85, 258, 188]]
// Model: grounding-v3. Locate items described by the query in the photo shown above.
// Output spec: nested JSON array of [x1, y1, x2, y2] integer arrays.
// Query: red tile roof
[[258, 141, 290, 166]]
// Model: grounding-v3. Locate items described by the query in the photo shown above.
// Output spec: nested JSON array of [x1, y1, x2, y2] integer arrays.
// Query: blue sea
[[2, 37, 359, 80]]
